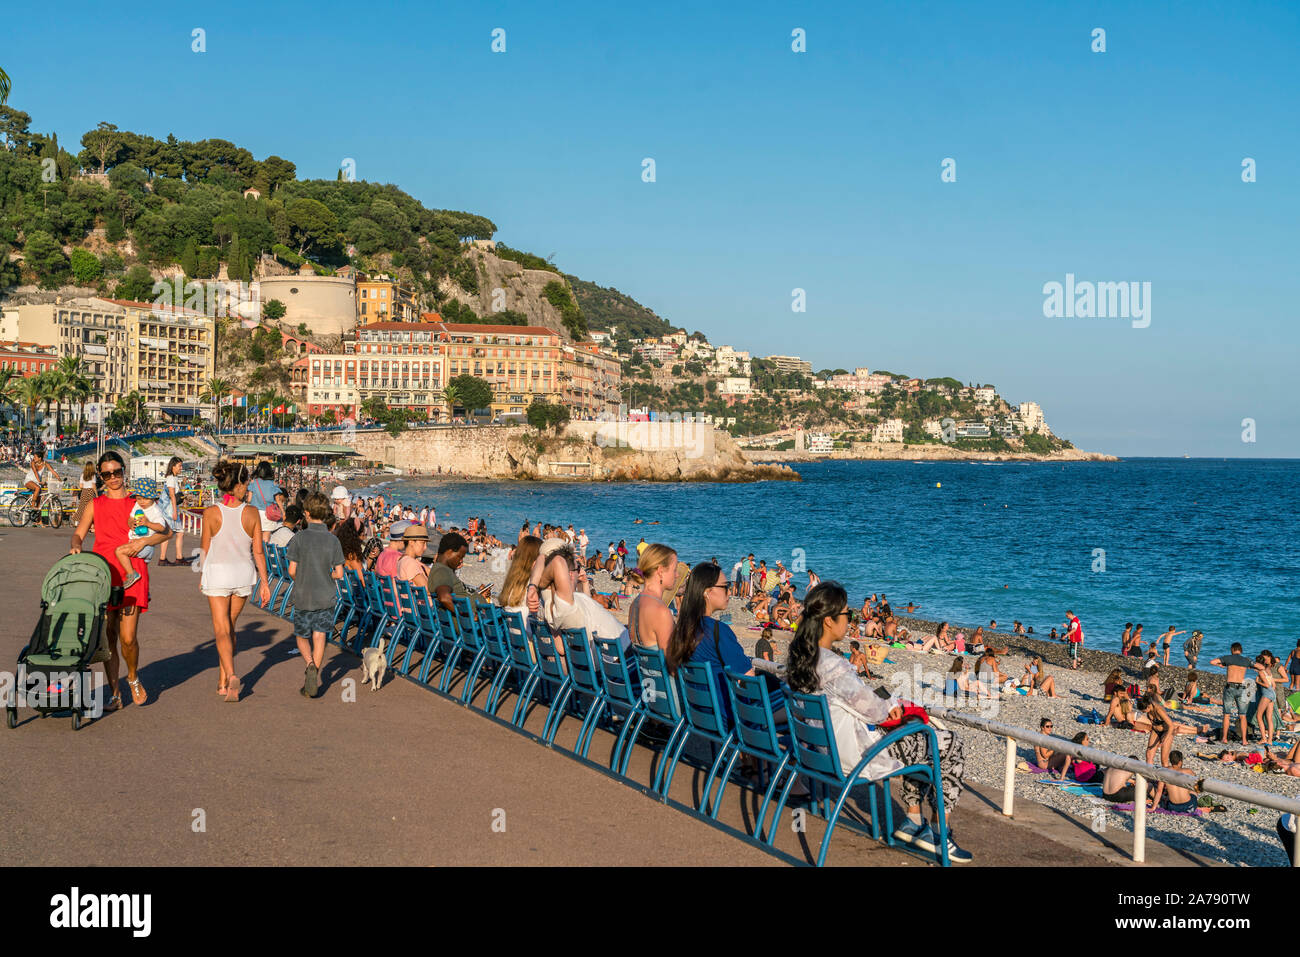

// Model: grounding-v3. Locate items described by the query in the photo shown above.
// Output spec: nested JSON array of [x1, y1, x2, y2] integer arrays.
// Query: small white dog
[[361, 639, 388, 691]]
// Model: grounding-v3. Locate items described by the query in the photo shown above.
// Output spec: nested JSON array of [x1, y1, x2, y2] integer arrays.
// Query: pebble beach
[[453, 555, 1297, 867]]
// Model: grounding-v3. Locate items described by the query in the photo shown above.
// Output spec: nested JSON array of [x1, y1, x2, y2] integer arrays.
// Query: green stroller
[[7, 552, 113, 731]]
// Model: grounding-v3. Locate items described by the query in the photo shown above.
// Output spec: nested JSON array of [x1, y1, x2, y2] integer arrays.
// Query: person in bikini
[[1104, 687, 1138, 729], [1021, 656, 1058, 697]]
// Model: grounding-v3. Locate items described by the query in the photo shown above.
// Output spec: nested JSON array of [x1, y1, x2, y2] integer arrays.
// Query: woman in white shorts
[[199, 460, 271, 703]]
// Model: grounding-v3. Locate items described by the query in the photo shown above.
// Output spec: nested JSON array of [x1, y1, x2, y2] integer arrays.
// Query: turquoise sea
[[361, 458, 1297, 665]]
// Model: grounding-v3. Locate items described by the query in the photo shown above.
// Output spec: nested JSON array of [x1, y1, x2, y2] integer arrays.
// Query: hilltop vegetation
[[564, 275, 679, 340], [0, 106, 494, 306]]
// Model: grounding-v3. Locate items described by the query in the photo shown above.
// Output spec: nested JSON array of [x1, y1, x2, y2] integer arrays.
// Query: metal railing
[[929, 704, 1300, 866]]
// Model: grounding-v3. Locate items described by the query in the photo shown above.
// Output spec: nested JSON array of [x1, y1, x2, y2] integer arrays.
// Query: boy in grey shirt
[[287, 492, 345, 698]]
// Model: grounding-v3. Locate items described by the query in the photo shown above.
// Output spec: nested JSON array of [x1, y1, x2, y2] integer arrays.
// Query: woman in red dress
[[69, 451, 173, 711]]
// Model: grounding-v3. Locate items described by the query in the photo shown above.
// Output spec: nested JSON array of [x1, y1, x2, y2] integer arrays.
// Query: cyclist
[[23, 450, 61, 526]]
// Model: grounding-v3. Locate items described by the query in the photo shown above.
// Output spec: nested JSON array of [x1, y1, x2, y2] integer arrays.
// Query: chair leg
[[657, 724, 693, 799], [574, 695, 606, 759], [699, 738, 737, 819], [542, 684, 573, 746], [649, 721, 687, 797], [756, 755, 793, 845], [767, 766, 802, 849], [812, 782, 859, 867], [615, 711, 649, 776]]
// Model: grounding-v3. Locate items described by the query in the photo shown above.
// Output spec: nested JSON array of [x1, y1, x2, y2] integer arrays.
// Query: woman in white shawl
[[785, 581, 973, 863], [526, 536, 631, 666]]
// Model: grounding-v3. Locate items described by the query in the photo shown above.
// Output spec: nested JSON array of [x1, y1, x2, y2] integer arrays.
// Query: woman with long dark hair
[[68, 450, 173, 711], [665, 562, 780, 725], [157, 456, 189, 565], [785, 581, 973, 863]]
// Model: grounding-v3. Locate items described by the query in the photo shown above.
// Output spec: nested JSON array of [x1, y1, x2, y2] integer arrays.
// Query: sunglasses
[[100, 467, 124, 478], [710, 581, 731, 590]]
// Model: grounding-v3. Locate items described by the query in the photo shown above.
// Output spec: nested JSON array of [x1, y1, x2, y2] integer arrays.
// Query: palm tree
[[15, 375, 43, 437], [0, 67, 10, 106], [201, 376, 232, 435], [0, 368, 17, 425], [441, 385, 461, 422], [118, 390, 146, 430]]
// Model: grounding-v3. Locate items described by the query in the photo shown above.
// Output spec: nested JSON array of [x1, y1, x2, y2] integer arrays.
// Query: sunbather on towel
[[1147, 751, 1198, 812]]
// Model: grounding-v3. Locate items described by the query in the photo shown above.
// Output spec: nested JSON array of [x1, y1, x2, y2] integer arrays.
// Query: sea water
[[359, 458, 1297, 663]]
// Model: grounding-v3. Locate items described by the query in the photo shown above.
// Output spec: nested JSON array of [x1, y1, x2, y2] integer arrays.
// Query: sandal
[[128, 677, 147, 705], [104, 694, 121, 712], [225, 675, 240, 703]]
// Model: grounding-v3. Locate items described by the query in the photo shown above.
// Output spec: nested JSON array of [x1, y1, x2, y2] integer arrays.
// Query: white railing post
[[1133, 775, 1147, 864], [1003, 735, 1016, 816]]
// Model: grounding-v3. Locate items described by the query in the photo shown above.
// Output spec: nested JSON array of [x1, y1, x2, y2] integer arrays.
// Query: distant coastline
[[743, 444, 1118, 464]]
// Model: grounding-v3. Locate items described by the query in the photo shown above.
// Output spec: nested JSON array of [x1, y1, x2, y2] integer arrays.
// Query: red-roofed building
[[0, 341, 58, 378]]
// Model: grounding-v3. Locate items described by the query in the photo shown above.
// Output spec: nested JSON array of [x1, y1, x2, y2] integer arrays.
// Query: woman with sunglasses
[[785, 581, 973, 862], [68, 451, 173, 711]]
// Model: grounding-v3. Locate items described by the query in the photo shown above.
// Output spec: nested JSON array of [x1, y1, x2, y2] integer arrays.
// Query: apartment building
[[712, 345, 751, 375], [1017, 401, 1046, 434], [973, 386, 997, 404], [765, 354, 813, 375], [437, 322, 563, 417], [357, 274, 418, 323], [0, 341, 58, 378], [304, 321, 445, 418], [872, 418, 905, 443], [561, 341, 622, 419]]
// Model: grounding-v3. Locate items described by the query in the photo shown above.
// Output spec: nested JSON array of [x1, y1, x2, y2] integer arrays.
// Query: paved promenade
[[0, 528, 1206, 867]]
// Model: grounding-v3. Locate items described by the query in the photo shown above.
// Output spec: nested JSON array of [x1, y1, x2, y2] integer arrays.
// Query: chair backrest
[[631, 643, 681, 724], [530, 619, 568, 684], [594, 637, 640, 708], [344, 568, 365, 610], [409, 584, 440, 636], [725, 670, 784, 762], [378, 574, 401, 620], [786, 689, 846, 783], [679, 660, 731, 739], [265, 544, 283, 579], [479, 604, 509, 660], [453, 596, 484, 652], [394, 579, 421, 629], [501, 609, 535, 671], [561, 627, 603, 697], [435, 601, 460, 645], [363, 571, 384, 614]]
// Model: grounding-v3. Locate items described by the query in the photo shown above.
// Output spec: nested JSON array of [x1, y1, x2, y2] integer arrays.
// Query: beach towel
[[1109, 803, 1203, 817], [1039, 781, 1105, 797], [1288, 691, 1300, 714]]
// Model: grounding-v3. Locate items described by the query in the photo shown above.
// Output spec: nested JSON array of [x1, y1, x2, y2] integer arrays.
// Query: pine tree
[[179, 238, 199, 277], [227, 232, 242, 281]]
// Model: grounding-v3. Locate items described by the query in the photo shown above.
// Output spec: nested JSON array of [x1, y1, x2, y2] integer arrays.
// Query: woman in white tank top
[[199, 461, 271, 703]]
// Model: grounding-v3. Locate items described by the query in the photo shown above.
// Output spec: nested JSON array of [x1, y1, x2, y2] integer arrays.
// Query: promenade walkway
[[0, 529, 1207, 867]]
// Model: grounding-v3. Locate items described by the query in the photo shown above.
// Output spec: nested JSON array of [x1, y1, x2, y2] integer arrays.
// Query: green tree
[[179, 238, 199, 276], [447, 374, 492, 414], [115, 264, 157, 302], [80, 121, 123, 173], [23, 230, 67, 286], [71, 248, 103, 285], [0, 66, 10, 106], [440, 385, 461, 421], [262, 299, 286, 321], [285, 197, 338, 256]]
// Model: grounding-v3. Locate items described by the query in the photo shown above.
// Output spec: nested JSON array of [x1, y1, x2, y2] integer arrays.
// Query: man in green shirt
[[425, 532, 470, 611]]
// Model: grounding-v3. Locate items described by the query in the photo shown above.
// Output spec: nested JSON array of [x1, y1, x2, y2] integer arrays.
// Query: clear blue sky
[[8, 0, 1299, 455]]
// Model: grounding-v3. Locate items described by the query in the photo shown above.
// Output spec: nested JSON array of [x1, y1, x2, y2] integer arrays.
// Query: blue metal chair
[[411, 587, 448, 685], [776, 690, 951, 866], [260, 545, 285, 611], [676, 660, 739, 819], [392, 579, 426, 673], [593, 638, 646, 776], [449, 597, 489, 703], [274, 545, 296, 617], [362, 572, 387, 650], [630, 643, 689, 798], [465, 603, 510, 710], [374, 575, 408, 665], [499, 610, 541, 725], [333, 571, 358, 647], [529, 619, 573, 747], [558, 628, 608, 759], [433, 602, 466, 693], [721, 670, 793, 845]]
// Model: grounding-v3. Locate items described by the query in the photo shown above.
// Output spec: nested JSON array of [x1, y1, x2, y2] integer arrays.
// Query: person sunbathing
[[913, 622, 956, 655], [1179, 671, 1219, 709], [1103, 667, 1125, 701], [1033, 717, 1057, 771], [946, 656, 995, 699], [976, 649, 1010, 689], [1022, 656, 1058, 697]]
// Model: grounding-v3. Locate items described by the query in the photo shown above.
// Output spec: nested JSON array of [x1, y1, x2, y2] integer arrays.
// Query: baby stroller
[[7, 552, 113, 731]]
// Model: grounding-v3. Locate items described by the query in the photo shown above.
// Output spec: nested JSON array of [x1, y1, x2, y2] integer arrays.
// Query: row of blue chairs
[[254, 559, 951, 866]]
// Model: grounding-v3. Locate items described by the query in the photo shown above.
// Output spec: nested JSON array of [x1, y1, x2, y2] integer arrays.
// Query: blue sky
[[8, 0, 1299, 455]]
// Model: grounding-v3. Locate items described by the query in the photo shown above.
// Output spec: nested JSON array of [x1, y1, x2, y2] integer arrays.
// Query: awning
[[161, 406, 199, 416], [228, 443, 362, 458]]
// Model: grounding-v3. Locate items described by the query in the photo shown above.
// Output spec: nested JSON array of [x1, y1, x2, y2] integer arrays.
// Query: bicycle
[[7, 486, 65, 529]]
